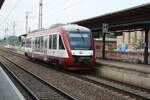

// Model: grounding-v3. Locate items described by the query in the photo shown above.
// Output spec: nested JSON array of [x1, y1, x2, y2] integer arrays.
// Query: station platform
[[96, 59, 150, 74], [96, 59, 150, 89], [0, 67, 25, 100]]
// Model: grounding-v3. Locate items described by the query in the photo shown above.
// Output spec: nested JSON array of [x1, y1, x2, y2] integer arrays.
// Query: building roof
[[0, 0, 5, 9], [72, 3, 150, 31]]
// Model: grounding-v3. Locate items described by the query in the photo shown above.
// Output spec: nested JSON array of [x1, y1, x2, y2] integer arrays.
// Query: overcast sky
[[0, 0, 149, 38]]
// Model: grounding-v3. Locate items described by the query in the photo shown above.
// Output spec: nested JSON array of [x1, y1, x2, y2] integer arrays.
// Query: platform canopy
[[72, 3, 150, 31], [72, 3, 150, 64], [0, 0, 4, 9]]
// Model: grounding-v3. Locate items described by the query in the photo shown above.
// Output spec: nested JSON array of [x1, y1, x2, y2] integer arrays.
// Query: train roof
[[26, 24, 90, 38], [62, 24, 90, 32]]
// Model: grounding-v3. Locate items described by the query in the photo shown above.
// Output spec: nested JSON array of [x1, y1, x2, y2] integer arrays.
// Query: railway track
[[0, 57, 39, 100], [71, 73, 150, 100], [0, 55, 76, 100], [1, 48, 150, 100]]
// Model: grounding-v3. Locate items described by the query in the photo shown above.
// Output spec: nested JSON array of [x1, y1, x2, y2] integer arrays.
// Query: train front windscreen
[[67, 31, 92, 50]]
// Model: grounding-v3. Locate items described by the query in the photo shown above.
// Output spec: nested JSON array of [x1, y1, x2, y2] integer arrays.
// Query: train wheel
[[52, 59, 61, 69]]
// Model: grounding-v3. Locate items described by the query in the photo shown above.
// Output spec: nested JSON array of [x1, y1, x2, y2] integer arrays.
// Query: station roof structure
[[0, 0, 4, 9], [72, 3, 150, 31]]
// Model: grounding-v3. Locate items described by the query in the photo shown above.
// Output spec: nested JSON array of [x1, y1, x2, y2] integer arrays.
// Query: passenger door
[[43, 36, 48, 61], [52, 34, 58, 56]]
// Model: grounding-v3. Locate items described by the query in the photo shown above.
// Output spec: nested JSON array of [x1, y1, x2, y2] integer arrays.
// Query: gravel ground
[[0, 51, 134, 100]]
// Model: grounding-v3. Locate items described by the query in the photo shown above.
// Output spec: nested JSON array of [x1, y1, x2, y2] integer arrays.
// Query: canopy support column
[[144, 25, 149, 64]]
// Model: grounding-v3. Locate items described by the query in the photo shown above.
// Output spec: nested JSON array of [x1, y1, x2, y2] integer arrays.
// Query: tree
[[7, 36, 20, 46]]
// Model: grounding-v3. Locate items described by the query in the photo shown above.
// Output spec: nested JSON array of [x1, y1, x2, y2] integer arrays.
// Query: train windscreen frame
[[67, 31, 92, 50]]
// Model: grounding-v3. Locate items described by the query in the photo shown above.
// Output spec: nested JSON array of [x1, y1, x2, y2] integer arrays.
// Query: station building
[[117, 30, 150, 51]]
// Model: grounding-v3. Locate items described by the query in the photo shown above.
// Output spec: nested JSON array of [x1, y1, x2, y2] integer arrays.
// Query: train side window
[[59, 35, 65, 50], [25, 39, 27, 47], [29, 38, 30, 48], [38, 37, 40, 51], [39, 36, 42, 52], [29, 38, 31, 48], [36, 37, 38, 51], [52, 34, 57, 49], [26, 38, 29, 47], [26, 38, 28, 47], [27, 39, 29, 47], [34, 38, 36, 50], [44, 37, 47, 48], [40, 36, 43, 52], [39, 37, 41, 51], [49, 35, 52, 49], [35, 38, 37, 51], [30, 38, 33, 48], [35, 37, 39, 51], [32, 38, 35, 50]]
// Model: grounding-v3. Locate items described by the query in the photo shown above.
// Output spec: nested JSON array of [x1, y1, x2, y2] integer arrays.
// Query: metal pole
[[144, 25, 149, 64], [26, 12, 31, 34], [13, 21, 15, 36], [26, 12, 28, 33], [102, 33, 106, 59], [102, 23, 108, 59], [6, 23, 9, 45], [41, 0, 43, 28], [38, 0, 43, 29], [4, 27, 7, 42], [13, 21, 16, 47]]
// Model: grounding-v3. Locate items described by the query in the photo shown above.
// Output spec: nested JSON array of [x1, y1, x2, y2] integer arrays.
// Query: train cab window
[[59, 35, 65, 50], [52, 34, 57, 49], [67, 31, 92, 50], [49, 35, 52, 49]]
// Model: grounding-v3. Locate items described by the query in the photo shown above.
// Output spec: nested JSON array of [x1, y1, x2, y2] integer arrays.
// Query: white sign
[[102, 23, 109, 33]]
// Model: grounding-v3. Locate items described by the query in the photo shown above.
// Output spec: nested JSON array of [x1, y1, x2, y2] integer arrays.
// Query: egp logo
[[79, 51, 83, 54]]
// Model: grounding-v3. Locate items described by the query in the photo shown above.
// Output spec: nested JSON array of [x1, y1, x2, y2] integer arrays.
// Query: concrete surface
[[96, 59, 150, 89], [0, 67, 25, 100]]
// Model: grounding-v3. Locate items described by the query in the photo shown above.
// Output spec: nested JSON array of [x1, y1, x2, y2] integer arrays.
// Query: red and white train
[[25, 24, 95, 70]]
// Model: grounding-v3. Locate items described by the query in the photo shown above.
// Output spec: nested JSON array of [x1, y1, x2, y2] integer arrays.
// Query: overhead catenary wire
[[0, 0, 21, 26], [0, 0, 82, 37], [43, 0, 68, 14], [43, 0, 83, 26], [0, 0, 22, 38], [43, 0, 82, 17]]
